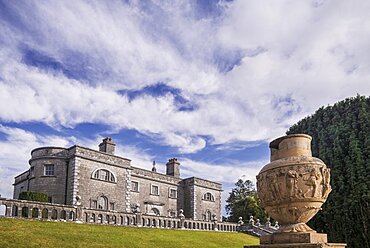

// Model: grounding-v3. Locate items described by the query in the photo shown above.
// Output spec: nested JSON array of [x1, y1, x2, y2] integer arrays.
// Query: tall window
[[98, 196, 108, 210], [202, 211, 212, 221], [203, 192, 215, 201], [131, 181, 139, 192], [169, 188, 177, 198], [92, 169, 116, 183], [151, 185, 159, 196], [44, 164, 55, 176], [91, 200, 97, 209]]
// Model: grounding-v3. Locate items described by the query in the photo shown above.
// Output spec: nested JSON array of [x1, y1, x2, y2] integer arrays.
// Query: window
[[92, 200, 97, 209], [92, 169, 116, 183], [30, 167, 35, 177], [110, 202, 115, 210], [98, 196, 108, 210], [151, 185, 159, 196], [206, 210, 212, 221], [44, 164, 55, 176], [151, 208, 160, 216], [48, 197, 53, 203], [131, 181, 139, 192], [203, 192, 215, 201], [169, 188, 177, 198]]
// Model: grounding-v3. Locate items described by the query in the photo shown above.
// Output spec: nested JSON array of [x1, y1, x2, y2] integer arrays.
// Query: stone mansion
[[13, 138, 222, 221]]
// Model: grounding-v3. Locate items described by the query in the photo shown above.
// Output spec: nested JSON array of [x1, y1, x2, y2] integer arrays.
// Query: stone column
[[136, 213, 142, 227], [48, 209, 52, 220], [5, 205, 12, 217], [213, 214, 218, 231], [56, 210, 60, 221], [17, 206, 22, 218]]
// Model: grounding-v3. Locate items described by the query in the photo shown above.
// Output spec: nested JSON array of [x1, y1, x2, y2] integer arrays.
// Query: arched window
[[203, 192, 215, 201], [151, 208, 160, 216], [98, 196, 108, 210], [206, 210, 212, 221], [92, 169, 116, 183]]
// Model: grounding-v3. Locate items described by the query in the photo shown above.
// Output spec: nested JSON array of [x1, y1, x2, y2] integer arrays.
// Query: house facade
[[13, 138, 222, 221]]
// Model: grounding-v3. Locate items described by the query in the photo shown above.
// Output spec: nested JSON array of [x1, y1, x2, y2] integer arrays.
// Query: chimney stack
[[166, 158, 180, 178], [99, 137, 116, 155]]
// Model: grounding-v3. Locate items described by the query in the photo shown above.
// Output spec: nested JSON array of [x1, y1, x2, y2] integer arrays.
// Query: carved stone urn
[[256, 134, 332, 236]]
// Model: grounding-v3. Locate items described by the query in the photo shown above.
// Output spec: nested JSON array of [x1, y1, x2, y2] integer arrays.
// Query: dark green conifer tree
[[287, 95, 370, 248]]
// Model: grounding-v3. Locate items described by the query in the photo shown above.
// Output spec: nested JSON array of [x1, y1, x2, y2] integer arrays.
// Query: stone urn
[[256, 134, 332, 234]]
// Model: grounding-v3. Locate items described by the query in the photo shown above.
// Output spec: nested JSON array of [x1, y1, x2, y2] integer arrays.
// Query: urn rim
[[269, 134, 312, 150]]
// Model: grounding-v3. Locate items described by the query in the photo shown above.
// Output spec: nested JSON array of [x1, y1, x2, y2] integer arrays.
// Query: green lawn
[[0, 218, 259, 248]]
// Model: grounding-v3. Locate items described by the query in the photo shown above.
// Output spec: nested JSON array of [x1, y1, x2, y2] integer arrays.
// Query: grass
[[0, 218, 259, 248]]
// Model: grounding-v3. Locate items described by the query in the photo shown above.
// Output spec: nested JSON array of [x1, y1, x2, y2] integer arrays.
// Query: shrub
[[19, 191, 48, 203]]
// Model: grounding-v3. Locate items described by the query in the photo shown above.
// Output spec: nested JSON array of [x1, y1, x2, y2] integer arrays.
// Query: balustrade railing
[[237, 216, 279, 237], [0, 198, 238, 232]]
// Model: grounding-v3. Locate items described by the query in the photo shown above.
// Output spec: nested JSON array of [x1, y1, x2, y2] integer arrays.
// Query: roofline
[[182, 176, 222, 186], [31, 146, 67, 154], [73, 145, 132, 162], [31, 145, 132, 162], [14, 170, 29, 179], [131, 166, 180, 178]]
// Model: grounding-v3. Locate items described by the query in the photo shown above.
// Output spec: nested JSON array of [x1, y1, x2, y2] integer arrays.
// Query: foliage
[[225, 179, 267, 223], [18, 191, 48, 203], [0, 218, 259, 248], [287, 95, 370, 248]]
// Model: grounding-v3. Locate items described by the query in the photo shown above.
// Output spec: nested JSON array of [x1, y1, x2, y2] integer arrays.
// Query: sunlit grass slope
[[0, 218, 259, 248]]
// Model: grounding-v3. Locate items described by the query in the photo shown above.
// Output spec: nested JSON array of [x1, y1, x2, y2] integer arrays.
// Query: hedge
[[19, 191, 48, 203]]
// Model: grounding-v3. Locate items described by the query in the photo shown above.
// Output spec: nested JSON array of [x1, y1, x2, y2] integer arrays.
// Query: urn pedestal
[[245, 134, 346, 248]]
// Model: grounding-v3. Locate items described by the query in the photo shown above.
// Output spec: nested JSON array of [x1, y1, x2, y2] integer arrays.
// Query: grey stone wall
[[180, 178, 195, 219], [12, 140, 223, 222], [76, 158, 130, 212], [13, 171, 29, 199], [194, 186, 220, 221], [180, 177, 222, 221], [28, 147, 69, 204], [73, 146, 131, 168], [131, 167, 181, 217], [193, 178, 222, 221]]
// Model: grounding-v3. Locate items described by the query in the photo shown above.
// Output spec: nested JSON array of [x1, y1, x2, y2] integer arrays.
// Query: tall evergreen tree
[[287, 95, 370, 248]]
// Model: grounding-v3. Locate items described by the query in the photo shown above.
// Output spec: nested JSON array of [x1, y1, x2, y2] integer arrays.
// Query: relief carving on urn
[[256, 134, 332, 233]]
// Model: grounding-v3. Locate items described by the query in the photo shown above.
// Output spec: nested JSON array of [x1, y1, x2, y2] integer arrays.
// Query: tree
[[287, 95, 370, 248], [225, 179, 267, 223]]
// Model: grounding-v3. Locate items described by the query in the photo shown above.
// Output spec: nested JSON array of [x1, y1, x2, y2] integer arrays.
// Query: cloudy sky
[[0, 0, 369, 215]]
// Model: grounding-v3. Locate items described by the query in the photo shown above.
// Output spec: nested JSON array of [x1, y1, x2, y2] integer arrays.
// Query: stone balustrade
[[0, 198, 237, 232], [237, 216, 279, 237]]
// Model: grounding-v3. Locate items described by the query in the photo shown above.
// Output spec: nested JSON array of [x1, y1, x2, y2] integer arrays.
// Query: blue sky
[[0, 0, 369, 215]]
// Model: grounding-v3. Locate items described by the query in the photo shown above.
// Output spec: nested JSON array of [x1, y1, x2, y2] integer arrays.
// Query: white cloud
[[0, 125, 76, 198], [180, 157, 267, 216], [180, 158, 265, 185], [0, 0, 369, 154]]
